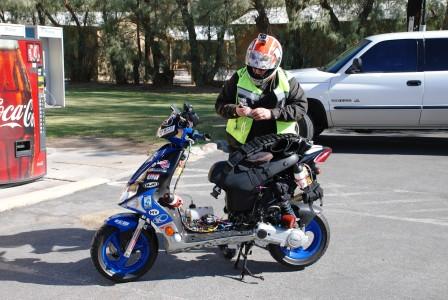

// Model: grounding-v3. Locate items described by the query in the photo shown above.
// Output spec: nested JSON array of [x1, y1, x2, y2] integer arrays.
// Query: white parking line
[[183, 168, 209, 173], [330, 208, 448, 226], [326, 198, 434, 206], [176, 183, 214, 188], [181, 174, 208, 178], [406, 208, 448, 213]]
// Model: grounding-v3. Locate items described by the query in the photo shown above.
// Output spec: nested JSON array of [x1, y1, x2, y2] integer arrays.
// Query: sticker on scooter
[[147, 173, 160, 180], [114, 219, 130, 227], [149, 209, 159, 216], [158, 125, 175, 137], [157, 160, 170, 169], [143, 196, 152, 209], [148, 168, 168, 173], [153, 214, 169, 224], [144, 182, 158, 189]]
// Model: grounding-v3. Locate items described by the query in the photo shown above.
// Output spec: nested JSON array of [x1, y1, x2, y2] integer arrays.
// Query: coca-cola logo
[[0, 98, 35, 128]]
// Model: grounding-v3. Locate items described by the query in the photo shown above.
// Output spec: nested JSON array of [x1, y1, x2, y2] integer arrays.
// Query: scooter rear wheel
[[90, 224, 158, 282], [268, 213, 330, 270]]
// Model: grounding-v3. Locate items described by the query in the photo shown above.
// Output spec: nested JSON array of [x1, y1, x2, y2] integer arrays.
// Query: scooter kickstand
[[237, 242, 264, 281], [234, 244, 243, 269]]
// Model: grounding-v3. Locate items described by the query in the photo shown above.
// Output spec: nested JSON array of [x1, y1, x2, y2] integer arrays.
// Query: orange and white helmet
[[245, 33, 283, 86]]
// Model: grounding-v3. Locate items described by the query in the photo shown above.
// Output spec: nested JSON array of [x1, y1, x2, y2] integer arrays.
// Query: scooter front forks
[[124, 217, 146, 258]]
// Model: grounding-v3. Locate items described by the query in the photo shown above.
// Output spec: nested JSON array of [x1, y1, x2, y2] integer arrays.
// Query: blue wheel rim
[[281, 218, 323, 260], [101, 230, 150, 276]]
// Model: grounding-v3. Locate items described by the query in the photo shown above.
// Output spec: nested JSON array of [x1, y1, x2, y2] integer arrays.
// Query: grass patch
[[46, 84, 227, 144]]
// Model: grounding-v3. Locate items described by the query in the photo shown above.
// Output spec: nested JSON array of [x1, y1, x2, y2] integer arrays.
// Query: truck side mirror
[[346, 58, 362, 74]]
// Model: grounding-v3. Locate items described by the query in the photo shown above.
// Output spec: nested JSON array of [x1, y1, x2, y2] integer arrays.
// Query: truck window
[[424, 38, 448, 71], [360, 39, 418, 73], [321, 39, 371, 73]]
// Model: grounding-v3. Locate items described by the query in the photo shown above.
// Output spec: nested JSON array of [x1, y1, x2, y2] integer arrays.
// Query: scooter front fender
[[105, 213, 140, 232]]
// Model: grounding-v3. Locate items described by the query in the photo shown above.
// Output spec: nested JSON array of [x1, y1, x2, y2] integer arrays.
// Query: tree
[[63, 0, 98, 82], [358, 0, 375, 32], [176, 0, 202, 86], [252, 0, 271, 33], [283, 0, 310, 68], [319, 0, 341, 31], [407, 0, 423, 31], [141, 0, 177, 86], [194, 0, 238, 84], [35, 1, 61, 26], [443, 0, 448, 29], [0, 1, 36, 24]]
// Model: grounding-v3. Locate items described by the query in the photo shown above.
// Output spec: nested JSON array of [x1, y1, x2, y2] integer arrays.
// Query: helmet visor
[[246, 50, 277, 70]]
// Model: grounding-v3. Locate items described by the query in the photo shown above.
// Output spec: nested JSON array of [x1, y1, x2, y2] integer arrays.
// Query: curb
[[0, 178, 110, 213]]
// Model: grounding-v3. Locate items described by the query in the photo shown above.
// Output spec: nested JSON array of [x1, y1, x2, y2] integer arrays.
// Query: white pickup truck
[[291, 30, 448, 138]]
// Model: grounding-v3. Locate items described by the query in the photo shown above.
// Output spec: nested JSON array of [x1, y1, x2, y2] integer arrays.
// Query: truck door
[[420, 38, 448, 126], [328, 39, 423, 127]]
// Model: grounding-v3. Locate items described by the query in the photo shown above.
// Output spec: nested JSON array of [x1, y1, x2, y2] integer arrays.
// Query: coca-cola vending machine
[[0, 38, 46, 184]]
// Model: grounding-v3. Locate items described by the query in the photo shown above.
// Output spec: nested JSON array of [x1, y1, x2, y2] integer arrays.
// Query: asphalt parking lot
[[0, 131, 447, 299]]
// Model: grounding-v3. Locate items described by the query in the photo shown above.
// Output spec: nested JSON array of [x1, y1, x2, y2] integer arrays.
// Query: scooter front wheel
[[90, 224, 158, 283]]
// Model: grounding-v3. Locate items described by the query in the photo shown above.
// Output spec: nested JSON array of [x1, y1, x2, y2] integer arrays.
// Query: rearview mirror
[[346, 58, 362, 74], [170, 104, 180, 114]]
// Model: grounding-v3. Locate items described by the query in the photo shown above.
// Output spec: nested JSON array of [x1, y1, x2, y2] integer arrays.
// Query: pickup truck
[[291, 30, 448, 138]]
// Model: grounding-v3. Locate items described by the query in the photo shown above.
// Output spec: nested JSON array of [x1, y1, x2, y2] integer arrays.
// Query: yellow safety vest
[[226, 67, 297, 144]]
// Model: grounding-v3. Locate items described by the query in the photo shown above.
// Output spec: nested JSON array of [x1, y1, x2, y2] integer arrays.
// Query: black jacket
[[215, 69, 308, 151]]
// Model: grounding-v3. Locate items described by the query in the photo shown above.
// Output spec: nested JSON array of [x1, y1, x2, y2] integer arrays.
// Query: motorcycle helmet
[[245, 33, 283, 87]]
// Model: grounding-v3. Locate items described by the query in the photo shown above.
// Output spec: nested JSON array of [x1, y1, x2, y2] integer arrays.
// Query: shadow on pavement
[[315, 134, 448, 156], [0, 228, 299, 286]]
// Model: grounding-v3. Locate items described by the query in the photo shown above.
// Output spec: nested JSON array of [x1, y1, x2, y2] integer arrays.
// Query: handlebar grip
[[192, 131, 211, 141]]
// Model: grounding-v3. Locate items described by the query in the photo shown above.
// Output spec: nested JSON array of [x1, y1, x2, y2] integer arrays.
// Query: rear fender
[[296, 203, 322, 227], [299, 145, 324, 164]]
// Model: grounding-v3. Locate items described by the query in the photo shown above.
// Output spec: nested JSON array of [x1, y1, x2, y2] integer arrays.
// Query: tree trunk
[[358, 0, 375, 33], [407, 0, 423, 31], [252, 0, 270, 33], [285, 0, 310, 69], [64, 1, 91, 82], [35, 4, 46, 25], [36, 3, 60, 26], [134, 0, 142, 85], [319, 0, 340, 31], [144, 29, 153, 82], [0, 10, 6, 23], [212, 26, 226, 77], [176, 0, 203, 86], [443, 0, 448, 29]]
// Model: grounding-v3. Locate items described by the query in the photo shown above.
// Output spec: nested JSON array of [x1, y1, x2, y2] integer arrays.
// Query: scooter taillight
[[314, 147, 332, 163]]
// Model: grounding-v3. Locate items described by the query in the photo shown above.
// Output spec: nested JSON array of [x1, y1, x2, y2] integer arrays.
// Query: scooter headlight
[[119, 170, 148, 203], [119, 183, 139, 202]]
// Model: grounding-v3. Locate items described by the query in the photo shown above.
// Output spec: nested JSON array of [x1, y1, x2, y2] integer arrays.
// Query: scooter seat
[[246, 152, 273, 165]]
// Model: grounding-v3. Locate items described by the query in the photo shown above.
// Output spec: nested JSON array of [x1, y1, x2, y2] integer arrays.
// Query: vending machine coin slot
[[15, 140, 32, 157]]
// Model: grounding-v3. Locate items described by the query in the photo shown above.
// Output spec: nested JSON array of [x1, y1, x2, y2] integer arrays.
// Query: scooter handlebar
[[192, 130, 211, 142]]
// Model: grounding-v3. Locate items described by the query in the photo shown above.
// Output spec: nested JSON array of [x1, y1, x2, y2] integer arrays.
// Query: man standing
[[215, 33, 308, 153], [215, 33, 308, 228]]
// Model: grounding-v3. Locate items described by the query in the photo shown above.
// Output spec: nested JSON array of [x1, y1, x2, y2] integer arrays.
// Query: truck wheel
[[298, 114, 314, 140]]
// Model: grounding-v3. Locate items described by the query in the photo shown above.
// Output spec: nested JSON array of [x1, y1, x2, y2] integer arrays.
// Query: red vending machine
[[0, 38, 46, 184]]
